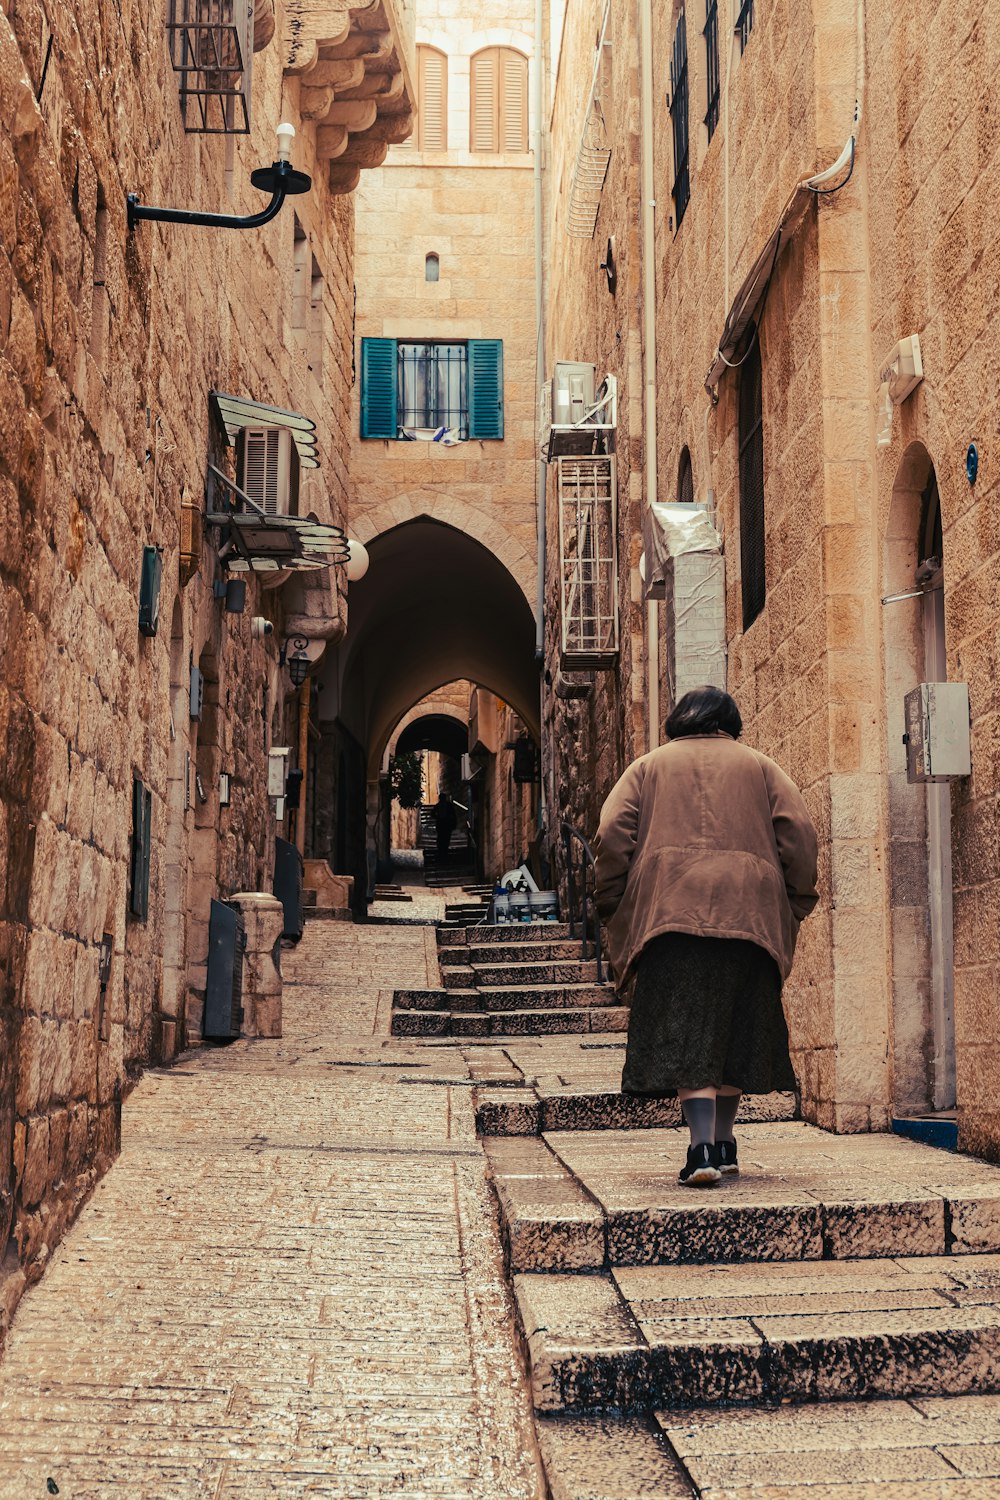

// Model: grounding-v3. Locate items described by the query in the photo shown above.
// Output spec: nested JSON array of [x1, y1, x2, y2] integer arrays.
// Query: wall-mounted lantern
[[279, 633, 312, 687], [128, 123, 310, 233], [344, 539, 370, 582]]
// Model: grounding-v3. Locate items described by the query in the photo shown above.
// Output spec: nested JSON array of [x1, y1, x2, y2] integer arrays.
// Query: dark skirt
[[622, 931, 797, 1098]]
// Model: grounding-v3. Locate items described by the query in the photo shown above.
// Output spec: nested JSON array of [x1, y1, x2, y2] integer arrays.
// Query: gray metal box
[[903, 682, 972, 782]]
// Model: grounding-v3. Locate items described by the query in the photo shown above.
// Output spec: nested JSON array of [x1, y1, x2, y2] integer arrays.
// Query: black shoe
[[678, 1142, 721, 1187], [715, 1139, 739, 1175]]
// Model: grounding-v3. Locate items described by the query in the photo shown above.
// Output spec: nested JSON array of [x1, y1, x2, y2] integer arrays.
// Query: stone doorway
[[882, 442, 956, 1115]]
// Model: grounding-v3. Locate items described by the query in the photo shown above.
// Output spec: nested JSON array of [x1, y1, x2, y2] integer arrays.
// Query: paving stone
[[514, 1272, 649, 1413]]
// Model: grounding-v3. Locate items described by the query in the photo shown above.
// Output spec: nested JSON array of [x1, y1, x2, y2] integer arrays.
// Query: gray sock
[[681, 1097, 716, 1148], [715, 1092, 741, 1143]]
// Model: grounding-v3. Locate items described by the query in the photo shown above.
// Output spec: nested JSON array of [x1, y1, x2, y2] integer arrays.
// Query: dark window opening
[[425, 252, 440, 282], [736, 0, 754, 54], [738, 326, 765, 630], [678, 446, 694, 504], [704, 0, 720, 139], [669, 11, 690, 228], [398, 343, 469, 436]]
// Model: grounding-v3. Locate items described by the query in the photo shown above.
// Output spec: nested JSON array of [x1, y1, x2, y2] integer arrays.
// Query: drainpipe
[[533, 0, 548, 826], [295, 679, 309, 858], [639, 0, 659, 751]]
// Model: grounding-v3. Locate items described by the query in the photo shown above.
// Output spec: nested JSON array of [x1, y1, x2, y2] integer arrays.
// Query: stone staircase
[[391, 919, 627, 1039], [417, 804, 479, 887]]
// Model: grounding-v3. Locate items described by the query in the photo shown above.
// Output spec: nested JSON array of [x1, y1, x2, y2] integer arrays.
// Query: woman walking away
[[593, 687, 818, 1187]]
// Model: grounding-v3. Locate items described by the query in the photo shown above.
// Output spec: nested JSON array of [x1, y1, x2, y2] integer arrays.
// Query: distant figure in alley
[[594, 686, 819, 1186], [433, 791, 458, 854]]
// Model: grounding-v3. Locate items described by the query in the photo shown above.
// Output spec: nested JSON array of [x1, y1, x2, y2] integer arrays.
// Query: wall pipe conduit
[[639, 0, 659, 751]]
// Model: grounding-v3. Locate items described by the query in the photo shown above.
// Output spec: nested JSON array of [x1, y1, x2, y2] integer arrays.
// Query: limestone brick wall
[[0, 0, 358, 1312], [541, 0, 644, 864], [478, 702, 539, 884], [865, 0, 1000, 1158]]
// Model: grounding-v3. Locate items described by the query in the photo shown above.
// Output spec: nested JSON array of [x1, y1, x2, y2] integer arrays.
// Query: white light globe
[[345, 538, 370, 582]]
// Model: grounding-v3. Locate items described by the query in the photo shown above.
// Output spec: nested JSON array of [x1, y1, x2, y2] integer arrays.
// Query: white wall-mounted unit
[[543, 372, 617, 460], [903, 683, 971, 783], [239, 426, 301, 516], [557, 454, 619, 669]]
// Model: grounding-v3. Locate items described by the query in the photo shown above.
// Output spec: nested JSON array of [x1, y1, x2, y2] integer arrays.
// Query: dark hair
[[665, 686, 743, 741]]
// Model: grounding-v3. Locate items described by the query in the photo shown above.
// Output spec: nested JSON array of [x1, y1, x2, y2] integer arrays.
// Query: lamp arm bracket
[[127, 161, 311, 234]]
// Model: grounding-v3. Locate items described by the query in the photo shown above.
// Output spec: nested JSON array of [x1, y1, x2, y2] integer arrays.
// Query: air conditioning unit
[[551, 362, 597, 425], [238, 426, 300, 516]]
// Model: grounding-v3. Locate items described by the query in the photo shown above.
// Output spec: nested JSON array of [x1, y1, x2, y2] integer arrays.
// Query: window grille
[[735, 0, 754, 54], [738, 328, 765, 630], [557, 455, 619, 668], [669, 11, 690, 228], [398, 343, 468, 436], [165, 0, 252, 134], [360, 338, 504, 440], [678, 446, 694, 504], [703, 0, 720, 139]]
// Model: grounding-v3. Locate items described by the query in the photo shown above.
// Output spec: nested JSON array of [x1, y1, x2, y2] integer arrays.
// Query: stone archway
[[882, 440, 955, 1114]]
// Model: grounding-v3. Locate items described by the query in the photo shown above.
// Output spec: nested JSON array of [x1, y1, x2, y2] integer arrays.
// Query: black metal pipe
[[128, 188, 287, 233]]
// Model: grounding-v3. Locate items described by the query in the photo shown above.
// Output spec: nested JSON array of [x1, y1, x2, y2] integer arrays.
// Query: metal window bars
[[704, 0, 720, 139], [557, 455, 619, 669], [735, 0, 754, 55], [566, 0, 613, 239], [165, 0, 252, 134], [669, 10, 690, 228], [397, 343, 469, 437]]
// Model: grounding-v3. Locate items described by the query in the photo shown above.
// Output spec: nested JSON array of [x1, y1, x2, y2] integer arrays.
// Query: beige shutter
[[499, 49, 528, 153], [417, 46, 447, 150], [470, 48, 499, 152]]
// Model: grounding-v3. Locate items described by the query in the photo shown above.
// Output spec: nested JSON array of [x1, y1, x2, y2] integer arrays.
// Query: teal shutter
[[360, 338, 398, 438], [467, 339, 504, 439]]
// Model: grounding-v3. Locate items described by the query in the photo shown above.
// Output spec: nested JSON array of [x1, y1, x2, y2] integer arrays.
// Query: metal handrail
[[561, 821, 604, 984]]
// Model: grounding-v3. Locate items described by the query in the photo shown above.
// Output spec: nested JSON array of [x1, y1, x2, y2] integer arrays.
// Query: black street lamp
[[127, 122, 310, 233]]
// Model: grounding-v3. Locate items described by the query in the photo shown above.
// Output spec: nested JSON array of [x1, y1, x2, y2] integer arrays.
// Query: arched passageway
[[395, 714, 469, 760], [314, 518, 538, 897]]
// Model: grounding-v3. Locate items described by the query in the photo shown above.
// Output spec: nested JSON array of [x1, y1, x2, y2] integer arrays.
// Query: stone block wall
[[0, 0, 360, 1313]]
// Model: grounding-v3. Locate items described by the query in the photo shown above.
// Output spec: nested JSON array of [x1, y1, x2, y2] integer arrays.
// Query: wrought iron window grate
[[669, 11, 690, 228], [557, 455, 619, 668], [736, 0, 754, 55], [398, 343, 469, 436], [165, 0, 252, 134], [704, 0, 720, 139]]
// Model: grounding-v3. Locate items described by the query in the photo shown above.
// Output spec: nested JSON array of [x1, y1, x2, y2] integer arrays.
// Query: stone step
[[372, 891, 414, 903], [475, 984, 618, 1012], [466, 941, 596, 964], [304, 906, 353, 922], [471, 960, 601, 986], [475, 1088, 797, 1137], [438, 922, 577, 945], [486, 1125, 1000, 1272], [514, 1254, 1000, 1412], [391, 1005, 630, 1038]]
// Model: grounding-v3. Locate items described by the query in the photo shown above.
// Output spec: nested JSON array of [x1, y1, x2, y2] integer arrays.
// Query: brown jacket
[[593, 735, 819, 984]]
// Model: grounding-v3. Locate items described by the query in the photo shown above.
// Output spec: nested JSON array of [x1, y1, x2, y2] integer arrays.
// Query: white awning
[[210, 390, 320, 468]]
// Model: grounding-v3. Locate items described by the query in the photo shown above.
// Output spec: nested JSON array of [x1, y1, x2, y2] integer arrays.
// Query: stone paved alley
[[5, 907, 1000, 1498]]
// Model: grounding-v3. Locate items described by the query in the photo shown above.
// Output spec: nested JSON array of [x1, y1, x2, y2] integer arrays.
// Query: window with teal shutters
[[467, 339, 504, 439], [360, 337, 398, 437]]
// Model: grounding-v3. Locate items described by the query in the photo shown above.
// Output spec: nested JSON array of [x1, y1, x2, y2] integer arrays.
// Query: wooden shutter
[[470, 49, 498, 152], [499, 49, 528, 152], [467, 340, 504, 439], [417, 46, 447, 150], [360, 337, 398, 438]]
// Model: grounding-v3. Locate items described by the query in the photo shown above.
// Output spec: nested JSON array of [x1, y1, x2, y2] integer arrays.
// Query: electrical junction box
[[552, 362, 596, 425], [903, 682, 971, 782], [268, 747, 290, 799], [189, 665, 204, 721]]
